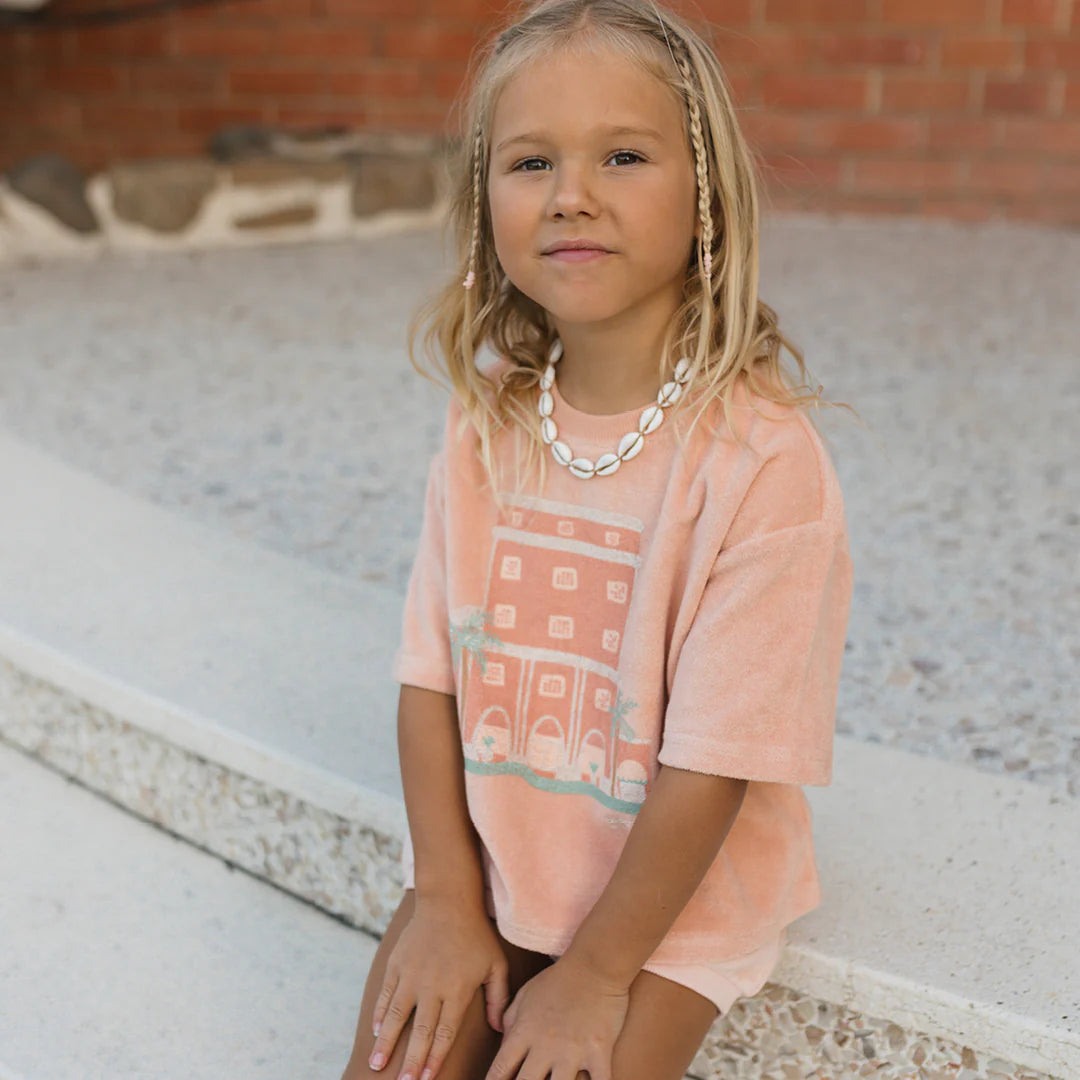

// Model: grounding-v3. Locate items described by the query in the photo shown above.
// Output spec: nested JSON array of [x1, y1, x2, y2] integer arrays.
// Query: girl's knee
[[346, 954, 501, 1080]]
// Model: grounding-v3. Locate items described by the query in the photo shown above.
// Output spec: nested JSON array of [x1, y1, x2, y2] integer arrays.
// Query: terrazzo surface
[[0, 213, 1077, 799]]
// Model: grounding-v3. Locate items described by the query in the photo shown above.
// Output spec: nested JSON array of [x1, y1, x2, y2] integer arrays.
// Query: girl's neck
[[554, 362, 661, 416], [552, 296, 680, 416]]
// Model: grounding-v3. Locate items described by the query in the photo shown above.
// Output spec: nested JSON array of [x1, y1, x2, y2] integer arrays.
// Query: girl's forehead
[[490, 47, 683, 142]]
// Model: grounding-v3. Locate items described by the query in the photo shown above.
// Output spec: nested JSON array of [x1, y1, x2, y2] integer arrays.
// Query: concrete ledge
[[0, 431, 406, 838], [0, 429, 1075, 1080]]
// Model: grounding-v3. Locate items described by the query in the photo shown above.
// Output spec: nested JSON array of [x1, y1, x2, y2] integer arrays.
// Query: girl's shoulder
[[698, 363, 844, 534], [691, 361, 821, 460]]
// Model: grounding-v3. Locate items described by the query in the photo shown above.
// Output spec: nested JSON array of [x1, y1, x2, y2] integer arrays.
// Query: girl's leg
[[339, 888, 555, 1080]]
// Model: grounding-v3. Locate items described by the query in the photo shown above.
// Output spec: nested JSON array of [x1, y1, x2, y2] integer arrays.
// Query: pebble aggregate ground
[[0, 212, 1076, 802]]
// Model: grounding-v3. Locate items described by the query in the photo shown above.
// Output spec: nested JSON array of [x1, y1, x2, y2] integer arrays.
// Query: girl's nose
[[548, 166, 600, 218]]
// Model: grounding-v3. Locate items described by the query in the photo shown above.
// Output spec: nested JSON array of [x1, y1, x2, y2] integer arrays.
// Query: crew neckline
[[547, 369, 659, 444]]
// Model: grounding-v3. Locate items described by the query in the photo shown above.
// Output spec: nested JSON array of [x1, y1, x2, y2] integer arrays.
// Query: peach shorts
[[401, 859, 786, 1018]]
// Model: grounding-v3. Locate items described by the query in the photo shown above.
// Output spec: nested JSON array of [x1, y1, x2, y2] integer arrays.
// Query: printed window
[[594, 688, 612, 711], [604, 530, 621, 547], [607, 580, 628, 603], [602, 629, 621, 653], [557, 520, 575, 537], [538, 673, 567, 697], [482, 662, 506, 686], [511, 511, 524, 526], [548, 614, 575, 639], [552, 566, 578, 590], [500, 554, 522, 580], [494, 604, 516, 628]]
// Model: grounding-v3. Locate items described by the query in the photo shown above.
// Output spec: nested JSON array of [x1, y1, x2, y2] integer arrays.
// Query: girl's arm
[[398, 684, 489, 912], [557, 764, 748, 985]]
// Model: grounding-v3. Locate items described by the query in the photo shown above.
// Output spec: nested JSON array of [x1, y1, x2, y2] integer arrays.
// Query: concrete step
[[0, 429, 1075, 1080], [0, 738, 378, 1080]]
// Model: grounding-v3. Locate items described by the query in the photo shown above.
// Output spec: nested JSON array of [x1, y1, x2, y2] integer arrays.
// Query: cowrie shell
[[551, 440, 573, 466], [658, 380, 682, 406], [639, 404, 664, 435], [618, 430, 644, 460], [595, 452, 621, 476]]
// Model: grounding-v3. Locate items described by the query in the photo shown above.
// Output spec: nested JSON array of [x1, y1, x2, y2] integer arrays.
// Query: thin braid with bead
[[462, 123, 485, 290], [673, 45, 714, 284]]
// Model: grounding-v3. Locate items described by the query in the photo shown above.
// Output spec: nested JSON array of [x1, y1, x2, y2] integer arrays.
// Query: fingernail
[[402, 1073, 414, 1080], [369, 1052, 385, 1070], [373, 1020, 381, 1036], [421, 1070, 432, 1080]]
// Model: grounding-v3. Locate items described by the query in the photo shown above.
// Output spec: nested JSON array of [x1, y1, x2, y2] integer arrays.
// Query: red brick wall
[[1, 0, 1077, 225]]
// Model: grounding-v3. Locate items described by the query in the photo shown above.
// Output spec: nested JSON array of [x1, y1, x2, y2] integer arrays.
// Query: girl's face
[[487, 44, 699, 331]]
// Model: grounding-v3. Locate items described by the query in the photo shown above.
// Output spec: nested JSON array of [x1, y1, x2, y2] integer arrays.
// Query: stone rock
[[228, 158, 349, 187], [208, 125, 278, 163], [269, 126, 353, 159], [234, 205, 317, 230], [109, 158, 217, 233], [350, 151, 437, 217], [5, 154, 100, 233], [885, 1022, 906, 1050]]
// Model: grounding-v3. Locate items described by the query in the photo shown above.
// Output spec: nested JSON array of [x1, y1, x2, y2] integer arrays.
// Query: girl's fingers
[[419, 997, 465, 1080], [484, 1036, 528, 1080], [397, 996, 444, 1080], [587, 1053, 613, 1080], [369, 980, 410, 1072], [371, 968, 399, 1039]]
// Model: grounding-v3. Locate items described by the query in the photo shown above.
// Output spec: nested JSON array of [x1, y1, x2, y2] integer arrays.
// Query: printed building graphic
[[452, 493, 651, 816]]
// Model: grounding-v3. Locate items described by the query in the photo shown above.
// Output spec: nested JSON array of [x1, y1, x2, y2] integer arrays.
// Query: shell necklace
[[538, 339, 693, 479]]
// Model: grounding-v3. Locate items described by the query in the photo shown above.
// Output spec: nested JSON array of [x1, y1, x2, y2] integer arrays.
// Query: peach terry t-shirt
[[391, 356, 854, 965]]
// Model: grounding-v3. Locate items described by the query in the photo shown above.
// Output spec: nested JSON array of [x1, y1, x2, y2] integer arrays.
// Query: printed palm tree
[[449, 608, 506, 745], [607, 686, 638, 796]]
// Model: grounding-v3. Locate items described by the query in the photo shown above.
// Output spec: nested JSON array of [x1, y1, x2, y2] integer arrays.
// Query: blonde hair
[[407, 0, 858, 514]]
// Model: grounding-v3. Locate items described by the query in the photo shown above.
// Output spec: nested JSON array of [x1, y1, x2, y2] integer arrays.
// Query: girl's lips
[[544, 248, 611, 262]]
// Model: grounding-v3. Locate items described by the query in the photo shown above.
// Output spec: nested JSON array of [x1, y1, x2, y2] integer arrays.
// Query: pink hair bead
[[463, 270, 476, 289]]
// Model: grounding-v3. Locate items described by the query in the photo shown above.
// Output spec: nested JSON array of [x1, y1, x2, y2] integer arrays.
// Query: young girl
[[341, 2, 855, 1079]]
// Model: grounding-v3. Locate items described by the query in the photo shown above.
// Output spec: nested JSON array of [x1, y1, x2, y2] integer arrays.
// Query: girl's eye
[[512, 150, 645, 171]]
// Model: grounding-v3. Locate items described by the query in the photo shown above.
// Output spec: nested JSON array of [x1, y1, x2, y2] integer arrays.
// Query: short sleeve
[[657, 450, 854, 786], [390, 448, 456, 696]]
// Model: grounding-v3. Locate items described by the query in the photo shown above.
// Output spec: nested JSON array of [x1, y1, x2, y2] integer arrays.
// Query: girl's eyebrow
[[494, 124, 665, 153]]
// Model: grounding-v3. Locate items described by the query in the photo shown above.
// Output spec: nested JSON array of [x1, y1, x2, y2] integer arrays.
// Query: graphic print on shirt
[[452, 492, 650, 816]]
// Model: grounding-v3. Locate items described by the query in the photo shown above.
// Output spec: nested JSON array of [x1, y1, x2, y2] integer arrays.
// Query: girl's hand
[[369, 896, 511, 1080], [482, 954, 631, 1080]]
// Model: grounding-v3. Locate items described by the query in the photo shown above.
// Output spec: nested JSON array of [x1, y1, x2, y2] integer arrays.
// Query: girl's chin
[[525, 287, 626, 320], [500, 274, 630, 324], [541, 304, 627, 325]]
